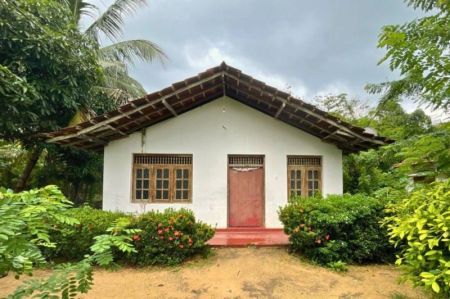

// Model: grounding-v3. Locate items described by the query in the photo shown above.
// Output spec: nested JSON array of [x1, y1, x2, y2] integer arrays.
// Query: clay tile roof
[[45, 62, 392, 153]]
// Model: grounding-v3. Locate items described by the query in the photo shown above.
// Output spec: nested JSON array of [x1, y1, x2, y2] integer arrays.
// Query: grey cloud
[[90, 0, 423, 103]]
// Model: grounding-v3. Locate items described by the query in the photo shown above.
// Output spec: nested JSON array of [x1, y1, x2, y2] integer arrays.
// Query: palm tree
[[68, 0, 166, 106]]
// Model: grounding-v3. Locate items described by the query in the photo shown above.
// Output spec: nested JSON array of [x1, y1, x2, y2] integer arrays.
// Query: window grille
[[132, 154, 192, 203], [287, 155, 322, 199], [287, 156, 321, 166], [228, 155, 264, 167], [134, 154, 192, 165]]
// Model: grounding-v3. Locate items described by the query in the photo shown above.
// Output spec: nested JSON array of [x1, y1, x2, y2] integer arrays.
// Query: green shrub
[[126, 209, 215, 266], [46, 207, 215, 266], [0, 185, 78, 277], [384, 179, 450, 296], [279, 193, 392, 265], [46, 206, 130, 260], [327, 260, 348, 272]]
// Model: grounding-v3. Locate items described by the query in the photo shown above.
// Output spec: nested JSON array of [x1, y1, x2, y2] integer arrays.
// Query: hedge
[[45, 206, 129, 261], [279, 193, 393, 264], [45, 207, 214, 265]]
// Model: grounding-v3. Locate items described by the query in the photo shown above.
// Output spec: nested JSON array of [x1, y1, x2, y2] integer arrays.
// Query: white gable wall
[[103, 97, 343, 228]]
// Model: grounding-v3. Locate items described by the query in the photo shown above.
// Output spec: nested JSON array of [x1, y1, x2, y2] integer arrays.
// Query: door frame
[[227, 154, 265, 228]]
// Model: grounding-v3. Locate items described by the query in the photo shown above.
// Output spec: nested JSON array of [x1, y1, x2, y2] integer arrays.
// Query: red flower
[[174, 231, 180, 236], [315, 239, 321, 244], [188, 238, 193, 244], [325, 235, 330, 240], [164, 227, 169, 232], [158, 229, 163, 234], [179, 244, 184, 249], [132, 235, 141, 241], [169, 237, 173, 241]]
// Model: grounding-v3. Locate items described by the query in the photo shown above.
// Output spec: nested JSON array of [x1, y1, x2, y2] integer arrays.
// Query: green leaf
[[432, 281, 440, 293]]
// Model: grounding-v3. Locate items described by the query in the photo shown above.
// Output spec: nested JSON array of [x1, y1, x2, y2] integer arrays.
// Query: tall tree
[[366, 100, 432, 140], [315, 94, 432, 140], [315, 95, 434, 194], [68, 0, 166, 105], [366, 0, 450, 110], [0, 0, 106, 191]]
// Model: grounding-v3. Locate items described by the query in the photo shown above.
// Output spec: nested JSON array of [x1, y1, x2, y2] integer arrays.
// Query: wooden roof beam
[[227, 86, 339, 139], [73, 84, 224, 146], [66, 134, 107, 147], [322, 130, 340, 141], [275, 102, 286, 118], [107, 83, 223, 133], [48, 72, 225, 143], [130, 102, 145, 115], [162, 99, 178, 116], [121, 90, 224, 135], [107, 125, 127, 136], [224, 72, 384, 146]]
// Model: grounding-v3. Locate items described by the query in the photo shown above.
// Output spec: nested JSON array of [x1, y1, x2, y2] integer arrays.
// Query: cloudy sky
[[85, 0, 446, 121]]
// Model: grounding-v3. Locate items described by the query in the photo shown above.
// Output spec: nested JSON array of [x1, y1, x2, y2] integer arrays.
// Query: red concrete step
[[208, 228, 289, 247], [215, 227, 284, 232]]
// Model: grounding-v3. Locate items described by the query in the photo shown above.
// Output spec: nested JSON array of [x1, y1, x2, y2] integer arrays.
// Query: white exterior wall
[[103, 97, 343, 228]]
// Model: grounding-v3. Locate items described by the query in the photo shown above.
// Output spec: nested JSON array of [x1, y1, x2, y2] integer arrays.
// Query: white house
[[47, 63, 389, 228]]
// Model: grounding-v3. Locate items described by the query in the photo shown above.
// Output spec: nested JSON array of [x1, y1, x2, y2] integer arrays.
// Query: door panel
[[229, 167, 264, 227]]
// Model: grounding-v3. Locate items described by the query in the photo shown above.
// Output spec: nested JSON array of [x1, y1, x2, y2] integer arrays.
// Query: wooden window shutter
[[287, 156, 322, 200], [132, 154, 192, 203]]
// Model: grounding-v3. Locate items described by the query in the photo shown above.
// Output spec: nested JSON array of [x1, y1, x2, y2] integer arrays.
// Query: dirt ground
[[0, 247, 426, 299]]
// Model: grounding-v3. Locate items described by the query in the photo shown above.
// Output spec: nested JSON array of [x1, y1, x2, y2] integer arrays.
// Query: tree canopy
[[367, 0, 450, 110], [0, 0, 104, 144]]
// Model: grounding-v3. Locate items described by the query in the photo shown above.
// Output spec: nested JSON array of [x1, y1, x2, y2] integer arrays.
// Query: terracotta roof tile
[[45, 63, 392, 152]]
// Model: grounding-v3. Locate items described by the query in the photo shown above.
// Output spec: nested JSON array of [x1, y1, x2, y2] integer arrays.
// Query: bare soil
[[0, 247, 426, 299]]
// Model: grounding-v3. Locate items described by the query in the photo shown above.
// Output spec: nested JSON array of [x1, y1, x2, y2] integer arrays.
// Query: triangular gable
[[46, 62, 391, 152]]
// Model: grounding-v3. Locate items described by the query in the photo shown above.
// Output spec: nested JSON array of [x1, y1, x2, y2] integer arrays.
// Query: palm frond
[[89, 85, 127, 107], [102, 67, 147, 101], [99, 59, 128, 74], [100, 58, 146, 98], [107, 73, 147, 98], [95, 86, 133, 107], [98, 40, 165, 104], [100, 39, 166, 66], [64, 0, 98, 24], [84, 0, 147, 42]]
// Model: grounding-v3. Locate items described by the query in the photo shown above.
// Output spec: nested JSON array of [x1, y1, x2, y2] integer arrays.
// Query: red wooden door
[[229, 167, 264, 227]]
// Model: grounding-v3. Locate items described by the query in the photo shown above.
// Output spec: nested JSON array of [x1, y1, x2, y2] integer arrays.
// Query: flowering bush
[[279, 194, 392, 265], [126, 209, 214, 265], [46, 207, 214, 266]]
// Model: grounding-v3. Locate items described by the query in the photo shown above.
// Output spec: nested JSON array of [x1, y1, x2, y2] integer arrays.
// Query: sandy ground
[[0, 247, 426, 299]]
